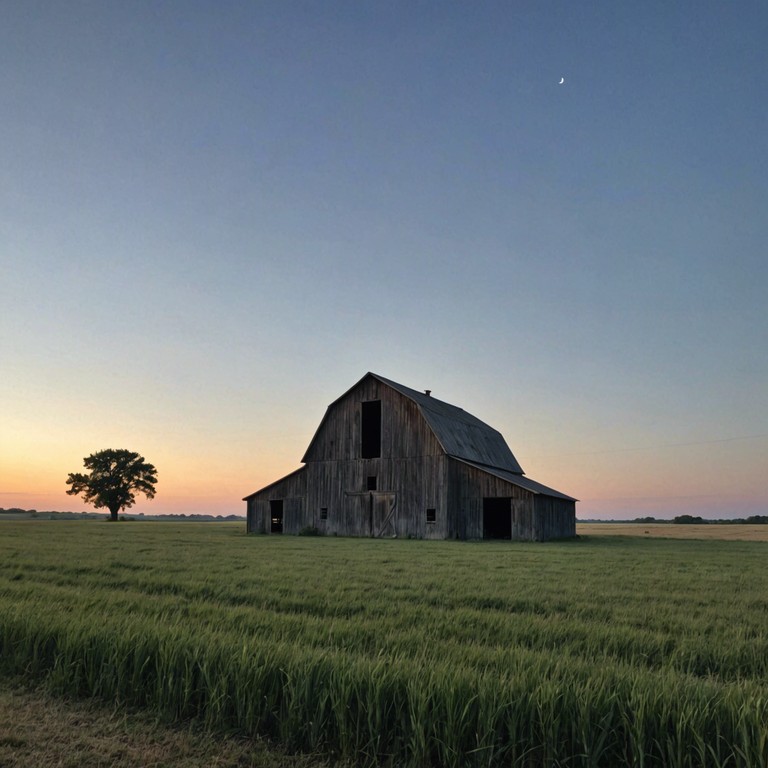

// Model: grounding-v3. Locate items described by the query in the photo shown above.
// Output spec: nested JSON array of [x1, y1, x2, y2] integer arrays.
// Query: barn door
[[342, 492, 397, 537], [371, 492, 397, 538]]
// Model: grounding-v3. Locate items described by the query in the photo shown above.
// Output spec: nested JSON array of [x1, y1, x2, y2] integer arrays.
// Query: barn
[[244, 373, 576, 540]]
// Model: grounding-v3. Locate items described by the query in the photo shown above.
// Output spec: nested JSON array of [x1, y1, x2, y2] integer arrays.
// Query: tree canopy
[[66, 449, 157, 521]]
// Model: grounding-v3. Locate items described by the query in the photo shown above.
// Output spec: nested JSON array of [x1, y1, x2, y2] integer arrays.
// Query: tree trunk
[[108, 506, 119, 522]]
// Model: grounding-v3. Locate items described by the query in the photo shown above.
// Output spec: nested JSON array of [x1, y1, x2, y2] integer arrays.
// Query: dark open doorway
[[483, 497, 511, 539], [270, 500, 284, 534], [361, 400, 381, 458]]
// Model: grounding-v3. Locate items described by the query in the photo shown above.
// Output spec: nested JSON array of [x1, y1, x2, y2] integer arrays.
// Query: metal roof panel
[[371, 374, 524, 473]]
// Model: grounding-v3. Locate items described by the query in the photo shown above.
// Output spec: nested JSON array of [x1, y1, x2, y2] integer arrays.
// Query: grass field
[[1, 522, 767, 767]]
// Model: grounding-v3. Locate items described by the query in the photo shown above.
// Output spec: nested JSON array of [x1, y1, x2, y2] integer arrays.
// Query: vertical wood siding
[[245, 377, 575, 540], [447, 460, 575, 541]]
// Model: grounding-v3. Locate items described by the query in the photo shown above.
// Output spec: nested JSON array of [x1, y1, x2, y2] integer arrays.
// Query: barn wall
[[304, 454, 448, 538], [534, 495, 577, 539], [303, 378, 443, 463], [247, 458, 575, 540], [248, 455, 449, 538], [447, 459, 534, 539], [447, 460, 575, 540], [245, 470, 306, 534], [297, 379, 450, 537]]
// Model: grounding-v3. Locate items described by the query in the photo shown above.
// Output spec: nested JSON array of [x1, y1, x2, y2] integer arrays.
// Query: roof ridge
[[370, 373, 524, 474]]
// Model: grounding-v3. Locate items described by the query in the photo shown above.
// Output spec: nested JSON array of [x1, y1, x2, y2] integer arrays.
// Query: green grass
[[1, 522, 767, 767]]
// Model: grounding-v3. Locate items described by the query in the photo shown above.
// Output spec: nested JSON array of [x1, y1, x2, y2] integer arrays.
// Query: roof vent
[[424, 389, 431, 397]]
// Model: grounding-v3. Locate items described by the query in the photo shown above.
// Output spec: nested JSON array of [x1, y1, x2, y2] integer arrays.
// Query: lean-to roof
[[456, 459, 578, 501], [242, 466, 304, 501]]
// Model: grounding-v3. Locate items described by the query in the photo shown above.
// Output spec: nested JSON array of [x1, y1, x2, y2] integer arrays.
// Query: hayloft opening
[[270, 500, 284, 534], [361, 400, 381, 458], [367, 476, 377, 491], [483, 498, 511, 539]]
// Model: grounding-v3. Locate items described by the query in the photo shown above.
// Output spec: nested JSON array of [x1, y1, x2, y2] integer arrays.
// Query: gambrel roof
[[302, 372, 524, 473], [245, 372, 576, 507]]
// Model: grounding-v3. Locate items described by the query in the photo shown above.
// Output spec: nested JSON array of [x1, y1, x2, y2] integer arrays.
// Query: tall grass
[[1, 522, 767, 766]]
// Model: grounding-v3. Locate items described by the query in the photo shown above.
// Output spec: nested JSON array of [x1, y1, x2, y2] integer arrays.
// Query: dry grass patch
[[0, 680, 333, 768], [577, 523, 768, 541]]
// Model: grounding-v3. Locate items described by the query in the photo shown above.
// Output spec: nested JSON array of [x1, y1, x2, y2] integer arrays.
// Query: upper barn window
[[361, 400, 381, 458]]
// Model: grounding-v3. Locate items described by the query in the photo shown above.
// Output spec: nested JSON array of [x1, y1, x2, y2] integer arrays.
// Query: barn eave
[[455, 458, 578, 501]]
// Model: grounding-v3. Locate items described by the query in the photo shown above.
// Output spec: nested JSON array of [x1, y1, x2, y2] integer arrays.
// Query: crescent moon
[[559, 77, 565, 84]]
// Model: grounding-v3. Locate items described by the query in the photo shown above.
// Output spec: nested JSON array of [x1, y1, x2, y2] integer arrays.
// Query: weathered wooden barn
[[244, 373, 576, 540]]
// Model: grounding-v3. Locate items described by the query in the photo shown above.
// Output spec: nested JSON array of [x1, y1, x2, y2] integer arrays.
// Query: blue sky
[[1, 1, 766, 518]]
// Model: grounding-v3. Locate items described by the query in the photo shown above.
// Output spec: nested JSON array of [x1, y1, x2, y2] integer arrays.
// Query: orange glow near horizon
[[2, 375, 765, 521], [3, 431, 766, 520], [0, 441, 303, 517]]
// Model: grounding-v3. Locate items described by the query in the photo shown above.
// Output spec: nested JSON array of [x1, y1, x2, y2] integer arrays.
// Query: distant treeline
[[579, 515, 768, 525], [670, 514, 768, 525], [0, 508, 244, 522], [6, 508, 764, 525], [0, 507, 92, 518]]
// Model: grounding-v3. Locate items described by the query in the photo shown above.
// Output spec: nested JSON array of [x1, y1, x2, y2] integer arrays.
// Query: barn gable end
[[244, 373, 576, 540]]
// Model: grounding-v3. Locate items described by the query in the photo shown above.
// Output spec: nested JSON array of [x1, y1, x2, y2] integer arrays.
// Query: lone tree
[[66, 449, 157, 521]]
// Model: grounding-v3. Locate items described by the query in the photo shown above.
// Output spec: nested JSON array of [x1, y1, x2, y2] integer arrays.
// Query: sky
[[1, 1, 766, 520]]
